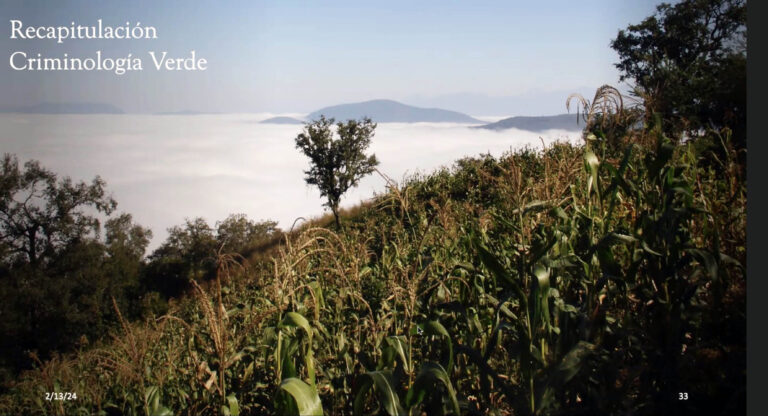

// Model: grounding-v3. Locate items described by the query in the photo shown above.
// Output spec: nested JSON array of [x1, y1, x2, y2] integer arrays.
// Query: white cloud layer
[[0, 114, 582, 249]]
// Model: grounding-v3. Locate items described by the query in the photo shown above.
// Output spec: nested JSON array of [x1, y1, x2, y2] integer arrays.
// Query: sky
[[1, 0, 663, 115]]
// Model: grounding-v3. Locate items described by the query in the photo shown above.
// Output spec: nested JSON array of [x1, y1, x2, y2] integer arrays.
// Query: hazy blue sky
[[1, 0, 663, 114]]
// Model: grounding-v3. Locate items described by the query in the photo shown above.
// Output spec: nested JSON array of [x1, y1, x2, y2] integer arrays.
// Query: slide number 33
[[679, 392, 689, 400]]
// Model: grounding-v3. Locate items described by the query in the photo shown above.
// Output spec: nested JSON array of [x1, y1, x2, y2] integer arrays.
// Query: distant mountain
[[307, 99, 482, 123], [477, 114, 584, 132], [403, 87, 603, 116], [0, 102, 124, 114], [260, 116, 305, 125]]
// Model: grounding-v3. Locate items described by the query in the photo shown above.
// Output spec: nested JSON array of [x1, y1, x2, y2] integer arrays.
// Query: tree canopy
[[215, 213, 278, 253], [0, 154, 144, 377], [295, 116, 379, 228], [611, 0, 746, 147], [0, 154, 117, 266]]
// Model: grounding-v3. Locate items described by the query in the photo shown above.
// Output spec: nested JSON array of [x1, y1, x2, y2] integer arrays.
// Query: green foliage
[[2, 120, 745, 415], [279, 378, 323, 416], [144, 215, 279, 299], [295, 116, 379, 228], [216, 214, 278, 254], [0, 154, 144, 381], [104, 214, 154, 317], [0, 155, 279, 387], [0, 153, 117, 266], [0, 95, 745, 415], [144, 218, 219, 298], [353, 370, 404, 416], [611, 0, 746, 147], [567, 85, 645, 154]]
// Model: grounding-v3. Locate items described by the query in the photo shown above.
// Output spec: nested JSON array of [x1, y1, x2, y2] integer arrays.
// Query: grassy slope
[[0, 128, 745, 415]]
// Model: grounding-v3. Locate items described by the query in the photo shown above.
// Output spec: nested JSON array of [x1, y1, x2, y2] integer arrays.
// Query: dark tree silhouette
[[611, 0, 746, 148], [0, 153, 116, 266]]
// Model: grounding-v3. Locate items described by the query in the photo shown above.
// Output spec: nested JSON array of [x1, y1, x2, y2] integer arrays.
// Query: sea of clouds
[[0, 113, 582, 249]]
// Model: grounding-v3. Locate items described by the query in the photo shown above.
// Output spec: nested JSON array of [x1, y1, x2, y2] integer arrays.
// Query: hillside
[[307, 99, 483, 123], [477, 113, 583, 132], [0, 122, 746, 415], [404, 88, 598, 116], [259, 116, 305, 124]]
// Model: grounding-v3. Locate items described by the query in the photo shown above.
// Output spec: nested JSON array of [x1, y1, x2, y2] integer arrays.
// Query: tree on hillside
[[0, 153, 117, 266], [0, 155, 152, 376], [611, 0, 746, 148], [215, 214, 279, 253], [295, 116, 379, 228], [103, 213, 153, 316], [144, 217, 218, 298], [143, 214, 280, 300], [105, 213, 153, 261]]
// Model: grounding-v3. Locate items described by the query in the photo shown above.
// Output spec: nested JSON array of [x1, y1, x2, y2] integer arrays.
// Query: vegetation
[[0, 163, 280, 385], [611, 0, 746, 149], [0, 1, 746, 414], [0, 155, 123, 380], [0, 154, 118, 266], [295, 116, 379, 228], [0, 110, 746, 413]]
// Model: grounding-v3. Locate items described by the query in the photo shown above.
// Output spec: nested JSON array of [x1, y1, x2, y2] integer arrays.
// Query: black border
[[747, 0, 765, 414]]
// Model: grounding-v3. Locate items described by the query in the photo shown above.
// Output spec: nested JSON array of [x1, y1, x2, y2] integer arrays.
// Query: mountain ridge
[[260, 116, 305, 125], [476, 113, 584, 132], [307, 99, 483, 123]]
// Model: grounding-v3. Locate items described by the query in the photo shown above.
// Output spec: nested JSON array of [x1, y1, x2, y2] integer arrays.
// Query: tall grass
[[0, 119, 745, 415]]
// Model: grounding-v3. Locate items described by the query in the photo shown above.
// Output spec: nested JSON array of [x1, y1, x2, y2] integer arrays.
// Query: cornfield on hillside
[[0, 121, 745, 415]]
